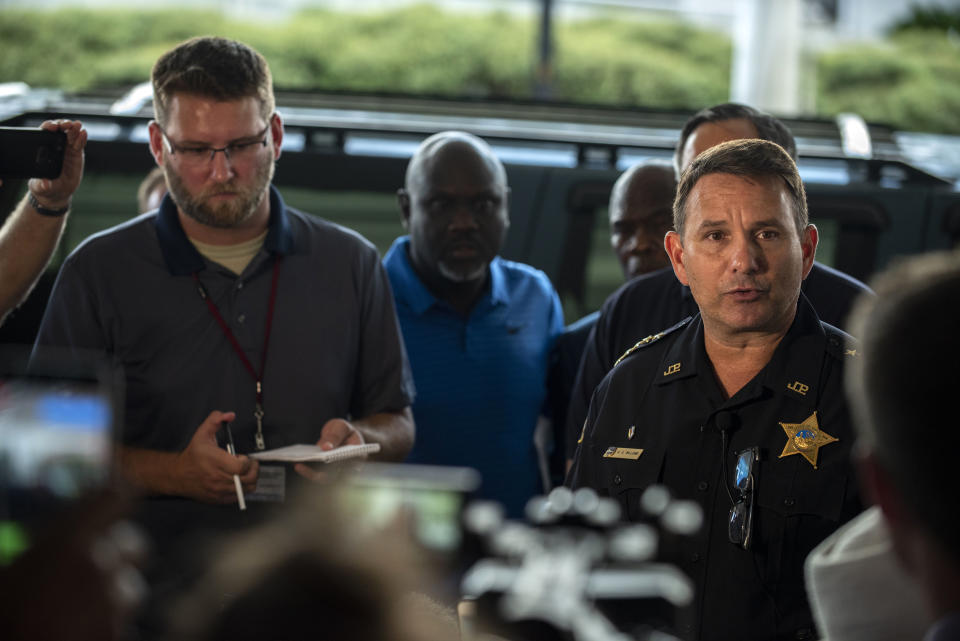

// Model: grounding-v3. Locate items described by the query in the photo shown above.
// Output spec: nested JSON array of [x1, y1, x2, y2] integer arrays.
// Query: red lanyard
[[193, 257, 281, 450]]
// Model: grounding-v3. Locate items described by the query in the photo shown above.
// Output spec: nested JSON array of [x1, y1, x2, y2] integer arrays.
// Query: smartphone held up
[[0, 126, 67, 180]]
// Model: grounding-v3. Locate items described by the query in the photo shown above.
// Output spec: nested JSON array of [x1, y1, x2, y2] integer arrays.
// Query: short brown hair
[[673, 139, 807, 240], [151, 36, 275, 127], [673, 102, 797, 177], [846, 251, 960, 559]]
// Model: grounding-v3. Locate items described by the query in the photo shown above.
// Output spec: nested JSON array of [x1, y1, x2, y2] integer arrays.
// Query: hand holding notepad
[[250, 443, 380, 463]]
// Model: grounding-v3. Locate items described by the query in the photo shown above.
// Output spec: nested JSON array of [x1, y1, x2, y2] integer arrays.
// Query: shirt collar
[[655, 293, 827, 409], [680, 282, 695, 306], [154, 184, 294, 276], [384, 236, 508, 314], [487, 255, 509, 306], [384, 236, 437, 315], [759, 293, 827, 407], [656, 313, 705, 387]]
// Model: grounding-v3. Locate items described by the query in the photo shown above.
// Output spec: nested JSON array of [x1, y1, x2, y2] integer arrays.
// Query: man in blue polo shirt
[[384, 131, 563, 517]]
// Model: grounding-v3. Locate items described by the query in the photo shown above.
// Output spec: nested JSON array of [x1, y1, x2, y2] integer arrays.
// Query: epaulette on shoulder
[[823, 324, 859, 360], [613, 316, 692, 367]]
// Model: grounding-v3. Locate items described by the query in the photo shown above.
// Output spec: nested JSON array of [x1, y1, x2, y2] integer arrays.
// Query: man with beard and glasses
[[568, 140, 862, 641], [34, 36, 415, 629], [383, 131, 563, 517]]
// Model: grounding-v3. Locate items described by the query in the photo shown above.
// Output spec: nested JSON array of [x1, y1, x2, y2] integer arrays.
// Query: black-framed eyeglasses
[[728, 446, 760, 550], [158, 124, 270, 168]]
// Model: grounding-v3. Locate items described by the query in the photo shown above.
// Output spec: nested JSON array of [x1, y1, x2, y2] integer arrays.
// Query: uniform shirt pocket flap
[[756, 462, 848, 521], [602, 449, 665, 519]]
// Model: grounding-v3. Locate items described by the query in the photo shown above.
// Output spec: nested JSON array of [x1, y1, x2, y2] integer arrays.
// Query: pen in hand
[[223, 421, 247, 511]]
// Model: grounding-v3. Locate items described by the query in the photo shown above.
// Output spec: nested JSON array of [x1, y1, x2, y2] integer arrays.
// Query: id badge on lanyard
[[193, 257, 281, 451]]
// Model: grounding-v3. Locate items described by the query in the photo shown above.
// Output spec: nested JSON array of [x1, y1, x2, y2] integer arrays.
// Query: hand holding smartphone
[[0, 120, 88, 213], [0, 126, 67, 180]]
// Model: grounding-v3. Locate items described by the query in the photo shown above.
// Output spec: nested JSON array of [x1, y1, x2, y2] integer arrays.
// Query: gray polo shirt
[[37, 185, 413, 452], [34, 186, 414, 557]]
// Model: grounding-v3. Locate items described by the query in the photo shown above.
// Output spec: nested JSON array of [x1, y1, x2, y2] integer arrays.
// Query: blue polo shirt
[[384, 236, 563, 517]]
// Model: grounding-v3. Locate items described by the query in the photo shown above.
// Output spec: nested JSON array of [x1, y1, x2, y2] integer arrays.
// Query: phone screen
[[0, 375, 114, 563], [339, 463, 480, 554]]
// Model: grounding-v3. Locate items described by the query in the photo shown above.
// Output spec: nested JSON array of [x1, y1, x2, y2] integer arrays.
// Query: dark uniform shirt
[[565, 263, 872, 459], [547, 310, 599, 483], [567, 296, 863, 641]]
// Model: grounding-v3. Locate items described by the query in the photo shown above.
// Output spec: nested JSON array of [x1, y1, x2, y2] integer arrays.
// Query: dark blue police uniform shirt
[[565, 263, 873, 459], [568, 295, 863, 641]]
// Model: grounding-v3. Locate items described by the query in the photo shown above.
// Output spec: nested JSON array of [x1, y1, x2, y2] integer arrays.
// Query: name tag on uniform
[[246, 464, 286, 503], [603, 447, 644, 460]]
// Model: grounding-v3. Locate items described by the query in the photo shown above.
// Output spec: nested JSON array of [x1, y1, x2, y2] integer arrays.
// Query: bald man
[[563, 103, 872, 466], [549, 161, 677, 479], [609, 161, 677, 280], [383, 131, 563, 517]]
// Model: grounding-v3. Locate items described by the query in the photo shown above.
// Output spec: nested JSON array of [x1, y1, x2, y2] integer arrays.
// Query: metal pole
[[730, 0, 803, 115], [535, 0, 555, 99]]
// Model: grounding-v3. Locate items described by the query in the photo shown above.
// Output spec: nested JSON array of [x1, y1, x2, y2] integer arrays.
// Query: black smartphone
[[0, 126, 67, 180]]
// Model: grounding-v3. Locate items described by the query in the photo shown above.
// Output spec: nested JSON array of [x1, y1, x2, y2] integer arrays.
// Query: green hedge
[[0, 6, 957, 133], [0, 7, 727, 104], [816, 30, 960, 134], [0, 9, 231, 89], [552, 17, 730, 108]]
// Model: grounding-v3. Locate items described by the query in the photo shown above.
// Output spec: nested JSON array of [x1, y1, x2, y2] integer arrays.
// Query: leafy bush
[[816, 30, 960, 133], [0, 6, 723, 104], [0, 9, 231, 89], [552, 17, 730, 108]]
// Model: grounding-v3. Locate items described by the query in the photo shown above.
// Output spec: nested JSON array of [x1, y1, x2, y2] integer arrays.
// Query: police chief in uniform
[[567, 139, 862, 641], [563, 103, 871, 468]]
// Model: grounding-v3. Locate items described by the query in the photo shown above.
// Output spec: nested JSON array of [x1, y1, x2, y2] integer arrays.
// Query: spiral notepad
[[250, 443, 380, 463]]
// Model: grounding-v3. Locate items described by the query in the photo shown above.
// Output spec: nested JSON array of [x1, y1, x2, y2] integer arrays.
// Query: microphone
[[715, 412, 736, 434], [716, 412, 738, 506]]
